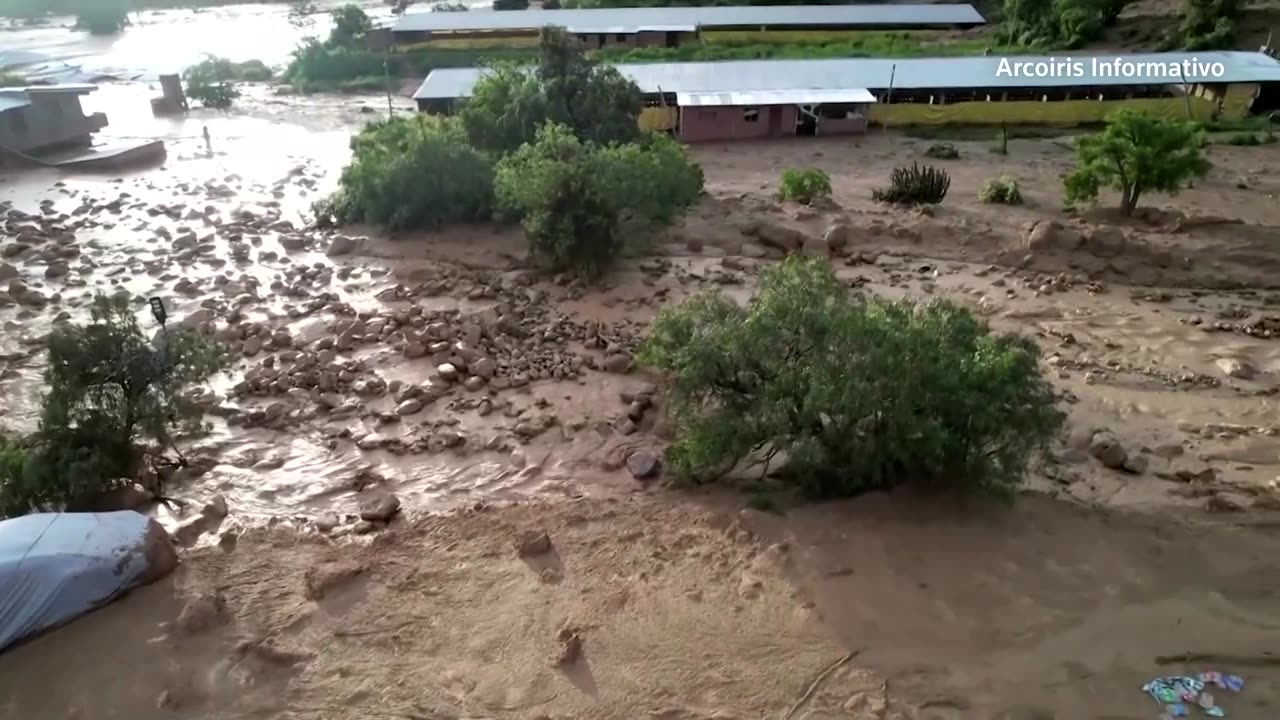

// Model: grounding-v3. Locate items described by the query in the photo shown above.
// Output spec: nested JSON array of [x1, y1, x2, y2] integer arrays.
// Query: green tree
[[494, 123, 622, 276], [638, 256, 1064, 499], [1, 295, 228, 516], [494, 0, 530, 8], [316, 115, 495, 230], [997, 0, 1120, 48], [1064, 110, 1210, 215], [329, 4, 372, 48], [460, 26, 642, 156], [73, 0, 129, 35], [184, 55, 243, 109], [1179, 0, 1239, 48]]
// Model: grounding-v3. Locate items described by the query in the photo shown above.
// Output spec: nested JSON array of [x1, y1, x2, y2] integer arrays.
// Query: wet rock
[[516, 530, 552, 557], [314, 513, 340, 533], [463, 376, 486, 392], [471, 357, 497, 379], [0, 244, 28, 259], [1088, 430, 1128, 470], [1122, 454, 1149, 475], [44, 261, 69, 278], [279, 235, 306, 251], [395, 398, 424, 416], [1084, 226, 1126, 257], [745, 221, 806, 253], [823, 222, 852, 256], [242, 336, 263, 356], [556, 627, 582, 665], [325, 236, 356, 256], [1152, 443, 1184, 459], [1215, 357, 1257, 380], [0, 263, 18, 281], [436, 363, 460, 382], [358, 490, 401, 522], [352, 520, 377, 534], [626, 450, 661, 480], [303, 561, 365, 601], [201, 494, 229, 520], [603, 353, 633, 374], [1023, 220, 1081, 254], [1206, 493, 1244, 513], [174, 592, 227, 635], [355, 432, 386, 451]]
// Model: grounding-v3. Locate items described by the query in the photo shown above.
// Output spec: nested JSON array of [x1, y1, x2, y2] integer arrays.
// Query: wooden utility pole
[[882, 63, 896, 133]]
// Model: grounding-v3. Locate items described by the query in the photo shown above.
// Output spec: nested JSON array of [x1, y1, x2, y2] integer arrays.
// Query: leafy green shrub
[[924, 142, 960, 159], [460, 27, 642, 156], [184, 55, 242, 109], [495, 123, 622, 276], [0, 72, 26, 87], [1064, 110, 1209, 215], [778, 168, 832, 205], [872, 163, 950, 204], [979, 176, 1023, 205], [493, 0, 529, 8], [638, 256, 1064, 499], [595, 131, 704, 236], [329, 3, 372, 47], [316, 116, 494, 231], [1, 295, 228, 517]]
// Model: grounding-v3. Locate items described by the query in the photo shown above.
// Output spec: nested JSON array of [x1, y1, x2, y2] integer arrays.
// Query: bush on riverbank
[[639, 256, 1065, 499], [319, 27, 702, 277], [74, 0, 129, 34], [0, 295, 229, 517], [315, 116, 495, 230]]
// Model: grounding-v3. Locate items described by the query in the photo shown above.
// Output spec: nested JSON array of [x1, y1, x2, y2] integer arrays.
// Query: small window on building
[[742, 107, 760, 123], [615, 33, 627, 41], [8, 112, 27, 135]]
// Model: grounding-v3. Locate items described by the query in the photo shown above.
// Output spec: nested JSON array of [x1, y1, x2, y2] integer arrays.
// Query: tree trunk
[[1120, 185, 1140, 215]]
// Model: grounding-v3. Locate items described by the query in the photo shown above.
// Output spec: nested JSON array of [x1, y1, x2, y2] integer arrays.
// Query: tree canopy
[[460, 26, 642, 156], [1064, 109, 1210, 215]]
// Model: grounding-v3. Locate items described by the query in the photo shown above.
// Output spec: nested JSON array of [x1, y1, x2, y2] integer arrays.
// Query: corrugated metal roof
[[677, 89, 876, 106], [414, 52, 1280, 100], [393, 4, 986, 34], [20, 83, 98, 95]]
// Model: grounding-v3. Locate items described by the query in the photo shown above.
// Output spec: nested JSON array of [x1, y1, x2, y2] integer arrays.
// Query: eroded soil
[[2, 103, 1280, 719]]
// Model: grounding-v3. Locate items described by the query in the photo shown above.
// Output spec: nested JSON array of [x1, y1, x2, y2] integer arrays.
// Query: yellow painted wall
[[866, 96, 1222, 126], [397, 34, 541, 50], [640, 106, 678, 131], [1220, 83, 1259, 118], [702, 29, 929, 45]]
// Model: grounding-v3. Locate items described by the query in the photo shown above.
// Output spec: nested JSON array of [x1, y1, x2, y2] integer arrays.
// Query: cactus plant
[[871, 163, 950, 205]]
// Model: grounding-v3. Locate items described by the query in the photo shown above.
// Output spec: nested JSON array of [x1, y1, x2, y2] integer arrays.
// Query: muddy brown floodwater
[[2, 84, 1280, 720]]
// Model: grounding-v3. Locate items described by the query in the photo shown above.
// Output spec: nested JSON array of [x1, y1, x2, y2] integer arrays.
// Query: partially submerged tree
[[329, 3, 373, 48], [73, 0, 129, 35], [639, 257, 1065, 499], [460, 26, 642, 156], [316, 115, 495, 230], [0, 295, 228, 516], [1064, 109, 1210, 215], [184, 55, 243, 109]]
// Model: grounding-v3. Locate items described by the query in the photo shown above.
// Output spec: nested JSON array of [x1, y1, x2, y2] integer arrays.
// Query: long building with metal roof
[[392, 4, 986, 35], [415, 52, 1280, 100], [413, 51, 1280, 142]]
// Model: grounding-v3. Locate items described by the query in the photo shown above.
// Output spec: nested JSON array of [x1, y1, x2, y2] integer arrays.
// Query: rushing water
[[0, 0, 398, 82]]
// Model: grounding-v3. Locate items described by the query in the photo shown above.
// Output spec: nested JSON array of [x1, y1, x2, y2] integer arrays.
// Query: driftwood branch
[[1155, 651, 1280, 667], [783, 649, 862, 720]]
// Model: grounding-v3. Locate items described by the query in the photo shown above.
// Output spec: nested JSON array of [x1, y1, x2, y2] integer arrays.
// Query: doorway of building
[[767, 106, 782, 136], [795, 107, 817, 136]]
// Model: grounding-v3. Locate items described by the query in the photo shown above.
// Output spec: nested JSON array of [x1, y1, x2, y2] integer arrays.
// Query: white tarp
[[0, 511, 175, 652]]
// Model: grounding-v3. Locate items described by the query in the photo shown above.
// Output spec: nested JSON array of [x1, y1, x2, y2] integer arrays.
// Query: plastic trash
[[1143, 673, 1244, 719]]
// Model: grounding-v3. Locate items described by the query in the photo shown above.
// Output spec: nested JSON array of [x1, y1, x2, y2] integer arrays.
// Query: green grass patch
[[0, 71, 24, 87]]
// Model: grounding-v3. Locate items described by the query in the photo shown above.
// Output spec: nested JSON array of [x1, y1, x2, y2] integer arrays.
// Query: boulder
[[822, 222, 853, 256], [1023, 220, 1082, 254], [1084, 226, 1127, 258], [1088, 430, 1128, 470], [1215, 357, 1257, 380], [603, 353, 633, 374], [516, 530, 552, 557], [358, 490, 400, 522], [626, 450, 661, 480], [325, 236, 356, 256], [746, 221, 807, 253]]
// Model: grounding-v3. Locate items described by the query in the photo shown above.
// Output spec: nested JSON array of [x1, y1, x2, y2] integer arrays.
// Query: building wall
[[679, 105, 798, 142], [0, 93, 107, 154], [818, 115, 867, 135]]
